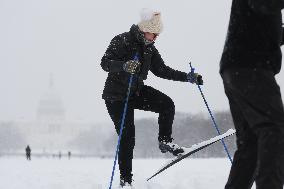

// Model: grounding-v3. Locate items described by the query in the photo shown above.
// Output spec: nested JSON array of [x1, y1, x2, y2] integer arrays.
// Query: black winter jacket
[[101, 25, 188, 101], [220, 0, 284, 74]]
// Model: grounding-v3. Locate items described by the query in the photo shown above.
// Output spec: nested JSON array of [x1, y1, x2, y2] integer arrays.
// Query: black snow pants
[[222, 68, 284, 189], [105, 85, 175, 182]]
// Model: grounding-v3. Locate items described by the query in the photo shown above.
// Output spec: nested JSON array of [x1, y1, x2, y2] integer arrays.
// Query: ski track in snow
[[0, 157, 256, 189]]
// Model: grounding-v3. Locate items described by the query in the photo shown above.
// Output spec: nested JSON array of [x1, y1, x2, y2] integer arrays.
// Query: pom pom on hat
[[140, 8, 156, 21], [138, 8, 163, 34]]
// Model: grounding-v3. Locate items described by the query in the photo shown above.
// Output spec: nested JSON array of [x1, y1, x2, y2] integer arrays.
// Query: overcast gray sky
[[0, 0, 283, 124]]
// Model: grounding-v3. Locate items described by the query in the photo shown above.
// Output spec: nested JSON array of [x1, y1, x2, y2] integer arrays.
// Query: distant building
[[36, 73, 66, 133], [14, 74, 93, 152]]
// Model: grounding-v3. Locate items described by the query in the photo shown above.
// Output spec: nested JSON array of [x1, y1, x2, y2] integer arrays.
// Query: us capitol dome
[[36, 74, 65, 133]]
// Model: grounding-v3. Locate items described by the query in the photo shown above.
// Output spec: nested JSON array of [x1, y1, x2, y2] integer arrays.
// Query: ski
[[147, 129, 236, 181]]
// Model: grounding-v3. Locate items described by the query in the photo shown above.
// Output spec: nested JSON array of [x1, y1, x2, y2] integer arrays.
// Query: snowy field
[[0, 157, 248, 189]]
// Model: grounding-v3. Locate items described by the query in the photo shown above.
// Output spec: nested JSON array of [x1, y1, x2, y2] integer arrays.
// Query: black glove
[[187, 72, 203, 85], [123, 60, 141, 74]]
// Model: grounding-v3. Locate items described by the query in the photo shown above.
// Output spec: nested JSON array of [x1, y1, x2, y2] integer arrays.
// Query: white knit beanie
[[138, 8, 163, 34]]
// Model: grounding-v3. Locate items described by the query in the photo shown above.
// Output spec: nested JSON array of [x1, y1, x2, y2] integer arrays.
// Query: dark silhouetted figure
[[68, 151, 71, 159], [25, 145, 31, 160], [220, 0, 284, 188]]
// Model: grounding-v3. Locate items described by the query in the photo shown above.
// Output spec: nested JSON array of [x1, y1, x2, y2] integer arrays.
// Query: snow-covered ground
[[0, 157, 251, 189]]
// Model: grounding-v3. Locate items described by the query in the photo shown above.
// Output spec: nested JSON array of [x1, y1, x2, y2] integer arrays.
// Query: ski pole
[[189, 62, 233, 164], [108, 53, 139, 189]]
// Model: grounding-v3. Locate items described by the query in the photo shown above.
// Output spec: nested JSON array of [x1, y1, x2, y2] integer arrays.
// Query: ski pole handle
[[189, 62, 195, 74], [126, 53, 139, 75], [133, 53, 139, 61]]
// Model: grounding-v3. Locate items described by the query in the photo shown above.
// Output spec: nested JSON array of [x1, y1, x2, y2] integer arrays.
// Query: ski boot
[[159, 137, 184, 156], [119, 177, 134, 189]]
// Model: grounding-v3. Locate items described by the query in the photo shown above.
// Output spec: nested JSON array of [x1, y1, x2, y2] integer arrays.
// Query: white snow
[[0, 156, 252, 189]]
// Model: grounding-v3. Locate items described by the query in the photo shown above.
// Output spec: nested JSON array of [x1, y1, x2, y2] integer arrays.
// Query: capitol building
[[15, 76, 94, 153]]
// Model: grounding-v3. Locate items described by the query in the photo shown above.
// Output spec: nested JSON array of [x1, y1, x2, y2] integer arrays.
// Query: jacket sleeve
[[101, 35, 126, 72], [150, 47, 188, 82], [248, 0, 284, 14]]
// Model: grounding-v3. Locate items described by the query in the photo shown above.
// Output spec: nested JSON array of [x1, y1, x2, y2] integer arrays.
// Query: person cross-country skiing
[[101, 8, 203, 188]]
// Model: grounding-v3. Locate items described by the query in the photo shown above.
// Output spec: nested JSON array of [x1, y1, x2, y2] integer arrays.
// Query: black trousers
[[222, 68, 284, 189], [105, 85, 175, 181]]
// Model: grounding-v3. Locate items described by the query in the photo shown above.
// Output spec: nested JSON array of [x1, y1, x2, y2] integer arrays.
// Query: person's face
[[144, 32, 159, 42]]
